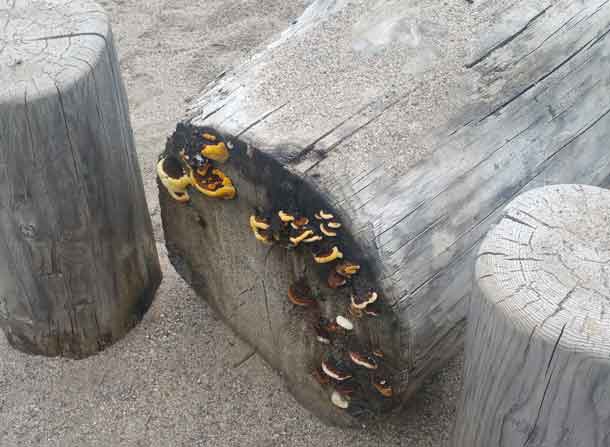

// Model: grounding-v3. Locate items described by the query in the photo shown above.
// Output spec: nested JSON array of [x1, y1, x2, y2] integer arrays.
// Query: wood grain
[[0, 0, 161, 357], [453, 184, 610, 446], [160, 0, 610, 424]]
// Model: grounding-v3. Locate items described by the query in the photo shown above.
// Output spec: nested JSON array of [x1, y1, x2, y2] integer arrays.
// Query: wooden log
[[159, 0, 610, 425], [452, 184, 610, 446], [0, 0, 162, 358]]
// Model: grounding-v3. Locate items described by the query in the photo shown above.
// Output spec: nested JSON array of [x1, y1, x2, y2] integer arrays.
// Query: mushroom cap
[[157, 158, 191, 202], [291, 216, 310, 228], [201, 141, 229, 163], [372, 376, 393, 397], [320, 223, 337, 237], [318, 210, 334, 220], [321, 359, 352, 381], [288, 281, 317, 307], [351, 291, 378, 310], [313, 246, 343, 264], [190, 167, 236, 199], [335, 261, 361, 277], [331, 391, 350, 409], [289, 228, 315, 246], [348, 351, 378, 370], [278, 210, 295, 222], [335, 315, 353, 331], [327, 222, 342, 229]]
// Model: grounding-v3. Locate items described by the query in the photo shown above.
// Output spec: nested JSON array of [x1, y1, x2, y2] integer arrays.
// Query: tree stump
[[159, 0, 610, 425], [453, 184, 610, 446], [0, 0, 162, 358]]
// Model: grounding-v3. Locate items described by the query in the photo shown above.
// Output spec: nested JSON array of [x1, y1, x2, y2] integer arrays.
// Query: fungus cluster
[[248, 206, 393, 415], [158, 126, 236, 202]]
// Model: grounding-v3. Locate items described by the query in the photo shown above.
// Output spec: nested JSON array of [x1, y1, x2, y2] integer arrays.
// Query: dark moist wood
[[159, 0, 610, 426], [453, 185, 610, 446], [0, 0, 161, 358]]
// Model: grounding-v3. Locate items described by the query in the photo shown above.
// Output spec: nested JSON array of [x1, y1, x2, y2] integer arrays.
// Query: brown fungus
[[321, 358, 352, 381], [371, 376, 393, 398], [289, 229, 315, 246], [318, 210, 334, 220], [327, 270, 347, 289], [290, 216, 309, 229], [278, 210, 295, 223], [351, 291, 378, 310], [348, 351, 378, 370], [336, 261, 361, 277], [287, 280, 317, 307]]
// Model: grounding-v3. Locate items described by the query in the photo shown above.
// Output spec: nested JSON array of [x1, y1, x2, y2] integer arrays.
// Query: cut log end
[[159, 123, 403, 426], [453, 184, 610, 446]]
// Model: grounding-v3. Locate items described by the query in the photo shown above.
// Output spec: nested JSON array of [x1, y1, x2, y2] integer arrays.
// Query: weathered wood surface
[[160, 0, 610, 425], [453, 184, 610, 446], [0, 0, 161, 357]]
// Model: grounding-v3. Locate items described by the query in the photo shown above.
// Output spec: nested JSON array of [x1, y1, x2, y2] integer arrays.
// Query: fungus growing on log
[[335, 261, 360, 277], [288, 280, 317, 307], [351, 291, 378, 310], [320, 223, 337, 237], [348, 350, 378, 370], [331, 391, 350, 409], [157, 157, 191, 202], [190, 167, 236, 199], [313, 246, 343, 264], [328, 270, 347, 289], [371, 376, 393, 398], [322, 358, 353, 381], [158, 0, 610, 427]]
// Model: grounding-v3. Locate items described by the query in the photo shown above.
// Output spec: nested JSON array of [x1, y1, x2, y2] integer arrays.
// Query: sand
[[0, 0, 463, 445]]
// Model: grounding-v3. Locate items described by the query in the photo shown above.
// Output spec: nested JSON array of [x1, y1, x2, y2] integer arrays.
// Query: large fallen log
[[159, 0, 610, 426]]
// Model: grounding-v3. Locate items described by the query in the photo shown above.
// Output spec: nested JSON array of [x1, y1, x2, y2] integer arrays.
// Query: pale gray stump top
[[0, 0, 108, 101], [477, 184, 610, 357]]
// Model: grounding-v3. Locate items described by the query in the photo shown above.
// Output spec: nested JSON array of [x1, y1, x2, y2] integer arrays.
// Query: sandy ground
[[0, 0, 464, 445]]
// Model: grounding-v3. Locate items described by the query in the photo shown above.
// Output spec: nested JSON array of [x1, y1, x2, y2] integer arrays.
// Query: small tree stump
[[0, 0, 162, 358], [453, 184, 610, 446], [160, 0, 610, 425]]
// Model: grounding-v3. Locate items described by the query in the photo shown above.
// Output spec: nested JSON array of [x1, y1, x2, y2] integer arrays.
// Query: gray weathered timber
[[0, 0, 161, 357], [160, 0, 610, 425], [453, 184, 610, 446]]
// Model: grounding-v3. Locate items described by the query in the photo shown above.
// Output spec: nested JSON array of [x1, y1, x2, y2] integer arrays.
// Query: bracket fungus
[[336, 261, 360, 277], [312, 367, 331, 385], [348, 350, 378, 370], [331, 391, 350, 409], [322, 358, 353, 381], [190, 167, 236, 199], [327, 270, 347, 289], [157, 156, 191, 202], [320, 223, 337, 237], [288, 280, 317, 307], [313, 245, 343, 264], [371, 376, 393, 398], [351, 291, 378, 310], [335, 315, 354, 331]]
